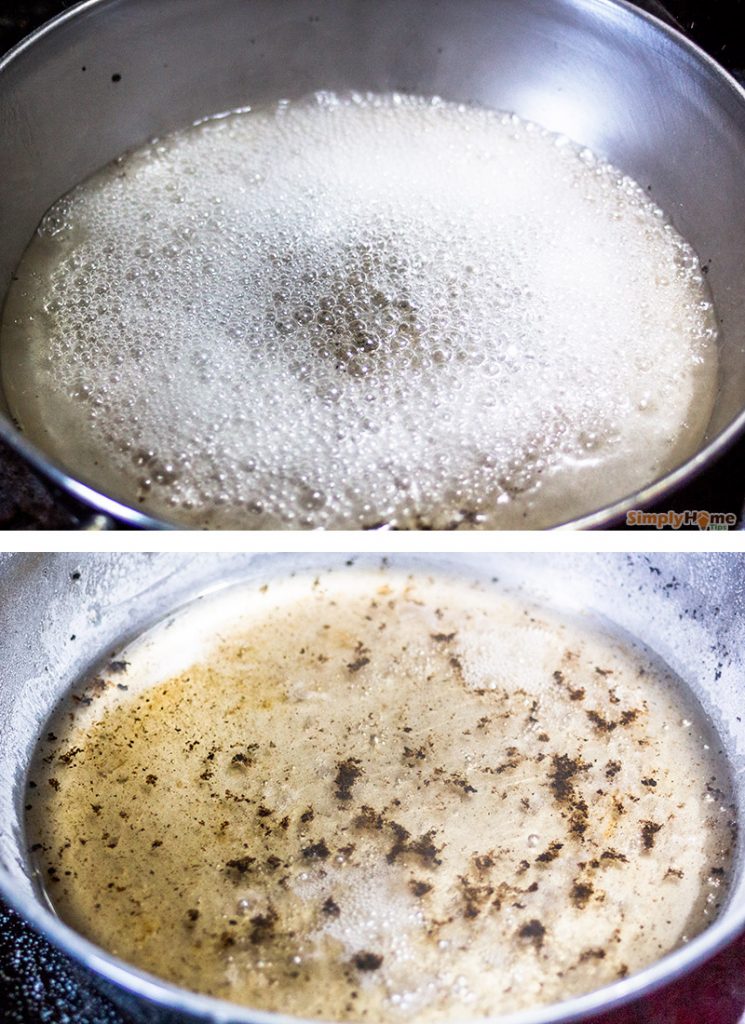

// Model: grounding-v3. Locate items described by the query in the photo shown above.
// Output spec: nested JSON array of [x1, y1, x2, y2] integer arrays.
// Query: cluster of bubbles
[[0, 92, 718, 527]]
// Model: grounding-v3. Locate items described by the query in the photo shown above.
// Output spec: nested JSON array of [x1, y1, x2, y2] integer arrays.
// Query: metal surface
[[0, 553, 744, 1023], [2, 0, 745, 529]]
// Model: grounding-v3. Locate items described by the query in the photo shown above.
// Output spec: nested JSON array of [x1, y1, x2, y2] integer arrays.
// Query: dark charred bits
[[641, 820, 663, 850], [403, 746, 426, 762], [300, 808, 314, 823], [335, 758, 363, 801], [570, 879, 594, 909], [605, 760, 621, 779], [353, 951, 383, 971], [600, 848, 628, 864], [518, 919, 545, 948], [322, 897, 341, 916], [58, 747, 82, 766], [354, 806, 442, 867], [347, 657, 370, 673], [587, 708, 640, 733], [552, 670, 585, 701], [249, 908, 278, 945], [579, 947, 606, 962], [449, 774, 477, 794], [302, 839, 331, 860], [548, 753, 588, 802], [536, 841, 563, 864], [354, 805, 384, 830], [226, 856, 256, 876], [109, 660, 129, 673], [409, 880, 432, 897], [186, 908, 200, 922], [641, 778, 657, 788], [547, 753, 590, 837], [431, 632, 456, 643], [145, 774, 157, 785], [586, 710, 617, 733], [460, 876, 495, 918]]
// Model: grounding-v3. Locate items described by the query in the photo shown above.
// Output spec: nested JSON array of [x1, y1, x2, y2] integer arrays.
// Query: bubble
[[0, 92, 718, 529]]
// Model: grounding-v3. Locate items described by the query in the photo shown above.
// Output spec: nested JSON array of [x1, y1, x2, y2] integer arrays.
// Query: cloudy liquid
[[26, 571, 736, 1020], [1, 93, 718, 529]]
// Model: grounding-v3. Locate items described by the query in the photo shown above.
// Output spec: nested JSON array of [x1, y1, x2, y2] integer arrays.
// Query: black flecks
[[352, 951, 383, 971]]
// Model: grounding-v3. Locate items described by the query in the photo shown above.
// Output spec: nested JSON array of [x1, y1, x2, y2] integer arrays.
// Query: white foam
[[0, 93, 718, 527]]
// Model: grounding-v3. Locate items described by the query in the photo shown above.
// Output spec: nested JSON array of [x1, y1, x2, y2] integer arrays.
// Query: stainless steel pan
[[0, 552, 744, 1022], [2, 0, 745, 528]]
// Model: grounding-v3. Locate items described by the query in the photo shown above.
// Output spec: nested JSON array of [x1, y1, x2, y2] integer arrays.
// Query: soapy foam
[[1, 93, 718, 527], [26, 571, 736, 1020]]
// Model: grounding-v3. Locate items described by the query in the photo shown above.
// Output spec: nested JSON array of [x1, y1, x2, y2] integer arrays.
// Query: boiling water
[[26, 570, 736, 1020], [0, 93, 718, 528]]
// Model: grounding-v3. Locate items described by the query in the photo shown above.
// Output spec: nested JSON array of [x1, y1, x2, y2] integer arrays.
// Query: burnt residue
[[587, 708, 641, 733], [570, 879, 594, 909], [640, 820, 663, 850], [548, 754, 588, 802], [535, 841, 563, 864], [459, 875, 495, 919], [302, 839, 331, 861], [322, 896, 341, 916], [586, 710, 616, 733], [409, 879, 433, 897], [599, 848, 628, 865], [518, 919, 545, 949], [547, 753, 590, 838], [552, 670, 585, 701], [352, 951, 383, 971], [249, 907, 278, 945], [334, 758, 363, 801], [447, 773, 477, 795], [226, 856, 256, 877], [57, 746, 82, 767], [579, 947, 606, 962], [353, 806, 442, 867], [347, 657, 370, 673]]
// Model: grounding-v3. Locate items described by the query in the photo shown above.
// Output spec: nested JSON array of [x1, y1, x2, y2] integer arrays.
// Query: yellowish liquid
[[26, 572, 735, 1020]]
